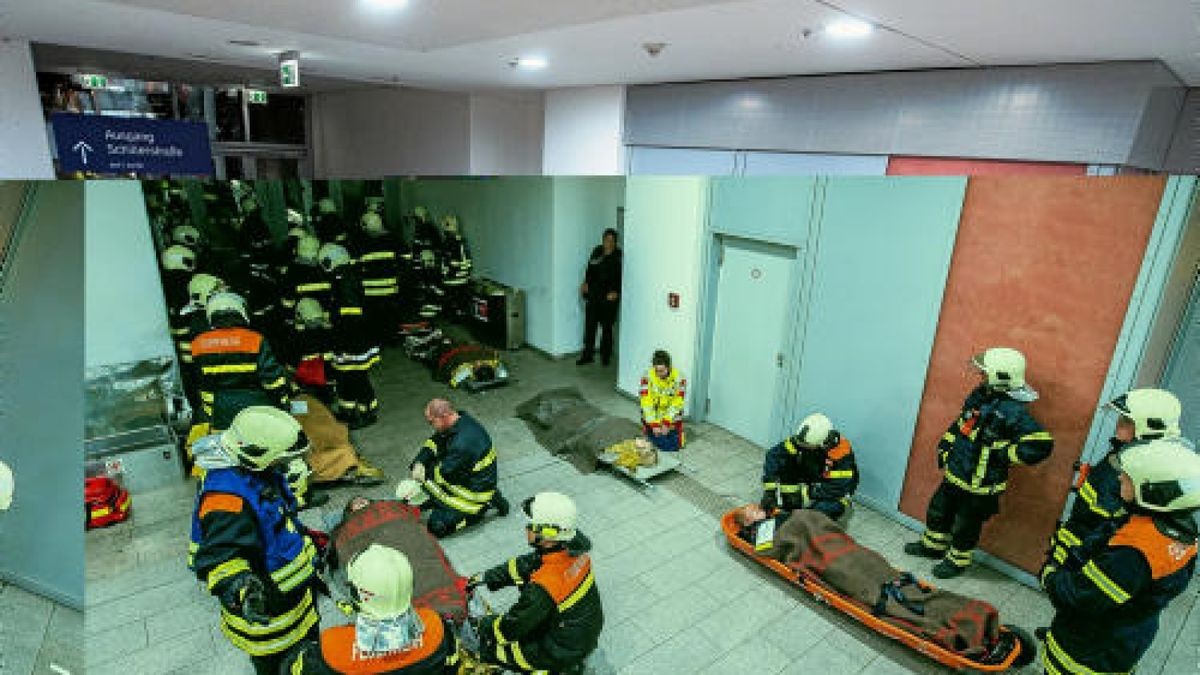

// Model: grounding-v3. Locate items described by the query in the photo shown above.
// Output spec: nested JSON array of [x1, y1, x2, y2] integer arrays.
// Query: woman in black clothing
[[577, 228, 622, 366]]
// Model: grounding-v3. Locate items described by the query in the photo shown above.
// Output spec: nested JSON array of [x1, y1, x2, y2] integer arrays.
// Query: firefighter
[[286, 298, 336, 397], [189, 406, 321, 675], [409, 207, 444, 319], [905, 347, 1054, 578], [161, 244, 200, 355], [1048, 388, 1188, 570], [282, 235, 335, 328], [1039, 438, 1199, 674], [191, 292, 289, 431], [312, 197, 349, 246], [177, 273, 226, 367], [577, 228, 622, 367], [639, 349, 686, 451], [438, 215, 472, 319], [226, 196, 286, 344], [761, 412, 859, 520], [410, 398, 508, 537], [352, 211, 403, 343], [467, 492, 604, 674], [0, 460, 12, 510], [284, 544, 460, 674], [321, 243, 381, 429]]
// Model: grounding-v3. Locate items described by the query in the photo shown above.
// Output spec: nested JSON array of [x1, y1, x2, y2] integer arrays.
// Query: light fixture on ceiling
[[227, 39, 263, 47], [509, 56, 547, 70], [363, 0, 408, 8], [824, 17, 873, 38]]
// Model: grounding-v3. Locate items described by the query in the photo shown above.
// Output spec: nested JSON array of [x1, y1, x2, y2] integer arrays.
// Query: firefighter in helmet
[[761, 412, 859, 520], [284, 544, 460, 673], [189, 406, 321, 675], [906, 347, 1054, 578], [468, 492, 604, 674], [1048, 388, 1189, 571], [321, 242, 381, 428], [1040, 438, 1199, 674]]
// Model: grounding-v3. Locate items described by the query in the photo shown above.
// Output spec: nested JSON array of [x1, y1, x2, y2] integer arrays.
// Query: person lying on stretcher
[[734, 504, 1034, 663]]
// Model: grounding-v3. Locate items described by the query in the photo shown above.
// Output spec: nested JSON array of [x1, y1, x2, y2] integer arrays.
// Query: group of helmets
[[1104, 387, 1198, 513]]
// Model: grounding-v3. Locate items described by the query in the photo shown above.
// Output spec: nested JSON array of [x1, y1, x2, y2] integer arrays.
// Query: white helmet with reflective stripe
[[172, 225, 201, 247], [286, 209, 305, 227], [220, 406, 309, 472], [0, 460, 12, 510], [523, 491, 577, 542], [1120, 438, 1200, 512], [187, 273, 224, 306], [205, 291, 248, 323], [318, 243, 351, 272], [317, 198, 337, 215], [1107, 388, 1182, 440], [296, 235, 321, 262], [794, 413, 836, 449], [348, 544, 414, 619], [295, 297, 329, 327], [972, 347, 1026, 390], [161, 245, 197, 272], [361, 212, 386, 235]]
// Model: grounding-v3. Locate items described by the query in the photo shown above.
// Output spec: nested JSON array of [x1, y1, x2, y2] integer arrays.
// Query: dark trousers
[[364, 295, 400, 343], [922, 481, 1000, 567], [426, 504, 483, 538], [581, 300, 618, 360], [250, 624, 319, 675], [335, 369, 378, 416]]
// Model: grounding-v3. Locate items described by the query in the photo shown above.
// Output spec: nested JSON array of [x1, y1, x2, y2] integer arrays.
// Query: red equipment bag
[[295, 356, 328, 387], [85, 476, 131, 529]]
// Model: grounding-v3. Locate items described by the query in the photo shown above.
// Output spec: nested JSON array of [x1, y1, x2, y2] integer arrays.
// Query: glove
[[220, 574, 271, 625], [411, 463, 427, 482], [760, 491, 778, 513]]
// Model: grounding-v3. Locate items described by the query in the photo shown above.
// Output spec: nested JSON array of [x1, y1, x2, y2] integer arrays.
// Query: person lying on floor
[[734, 504, 1018, 659]]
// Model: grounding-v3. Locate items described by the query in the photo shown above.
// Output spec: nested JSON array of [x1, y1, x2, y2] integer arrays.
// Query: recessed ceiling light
[[227, 39, 263, 47], [825, 18, 873, 38], [510, 56, 547, 70], [363, 0, 408, 8]]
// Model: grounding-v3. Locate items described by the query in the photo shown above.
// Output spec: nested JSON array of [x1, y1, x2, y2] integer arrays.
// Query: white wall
[[550, 177, 626, 355], [311, 86, 471, 178], [84, 181, 175, 369], [469, 93, 544, 175], [617, 177, 708, 411], [0, 40, 54, 179], [542, 86, 625, 175]]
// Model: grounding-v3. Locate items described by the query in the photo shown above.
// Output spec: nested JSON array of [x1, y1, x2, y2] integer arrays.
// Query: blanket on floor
[[515, 388, 644, 473]]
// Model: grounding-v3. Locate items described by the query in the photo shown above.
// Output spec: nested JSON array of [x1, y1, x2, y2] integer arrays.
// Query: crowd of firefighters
[[145, 182, 1198, 675]]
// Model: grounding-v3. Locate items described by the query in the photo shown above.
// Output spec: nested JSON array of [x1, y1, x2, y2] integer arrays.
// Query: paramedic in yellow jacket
[[640, 350, 686, 451]]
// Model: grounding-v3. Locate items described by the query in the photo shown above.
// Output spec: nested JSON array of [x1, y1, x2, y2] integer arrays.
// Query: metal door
[[705, 237, 796, 447]]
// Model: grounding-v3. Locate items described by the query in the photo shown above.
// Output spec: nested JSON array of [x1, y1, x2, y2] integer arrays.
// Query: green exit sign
[[80, 74, 108, 89], [246, 89, 268, 105], [279, 58, 300, 88]]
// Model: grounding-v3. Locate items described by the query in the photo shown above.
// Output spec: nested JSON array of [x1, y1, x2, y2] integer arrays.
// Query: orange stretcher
[[720, 508, 1031, 672]]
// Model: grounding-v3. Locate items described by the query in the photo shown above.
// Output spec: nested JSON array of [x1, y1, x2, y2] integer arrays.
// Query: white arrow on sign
[[72, 140, 94, 165]]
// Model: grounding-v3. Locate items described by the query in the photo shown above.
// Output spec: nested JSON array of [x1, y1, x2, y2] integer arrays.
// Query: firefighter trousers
[[335, 370, 378, 417], [921, 481, 1000, 569]]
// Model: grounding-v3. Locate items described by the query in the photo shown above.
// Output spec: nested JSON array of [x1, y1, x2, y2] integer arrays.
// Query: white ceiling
[[2, 0, 1198, 91]]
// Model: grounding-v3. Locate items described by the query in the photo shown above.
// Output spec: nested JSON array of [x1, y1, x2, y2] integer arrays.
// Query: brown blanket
[[755, 510, 1000, 657], [293, 394, 362, 483], [331, 500, 468, 620], [516, 388, 643, 473]]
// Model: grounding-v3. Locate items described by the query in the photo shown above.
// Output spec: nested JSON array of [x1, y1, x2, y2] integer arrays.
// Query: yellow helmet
[[187, 273, 224, 306], [348, 544, 414, 620], [0, 460, 12, 511], [317, 198, 337, 215], [795, 413, 837, 449], [1106, 389, 1182, 440], [413, 206, 429, 220], [318, 243, 352, 272], [441, 215, 459, 234], [161, 245, 197, 272], [523, 491, 578, 543], [972, 347, 1026, 390], [1120, 438, 1200, 512], [296, 235, 321, 262], [220, 407, 309, 472], [295, 297, 329, 327], [205, 291, 248, 323], [361, 212, 386, 235]]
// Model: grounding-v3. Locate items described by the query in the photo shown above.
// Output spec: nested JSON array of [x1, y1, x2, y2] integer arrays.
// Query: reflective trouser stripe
[[922, 530, 950, 551], [220, 589, 319, 657], [423, 480, 487, 515], [1043, 630, 1127, 674], [364, 287, 399, 296], [947, 548, 973, 567], [201, 364, 256, 374]]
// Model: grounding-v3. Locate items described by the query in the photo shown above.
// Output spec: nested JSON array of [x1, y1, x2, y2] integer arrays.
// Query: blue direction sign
[[51, 113, 214, 176]]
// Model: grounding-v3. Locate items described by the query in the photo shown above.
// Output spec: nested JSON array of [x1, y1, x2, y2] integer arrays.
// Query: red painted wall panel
[[887, 156, 1087, 176], [897, 177, 1167, 573]]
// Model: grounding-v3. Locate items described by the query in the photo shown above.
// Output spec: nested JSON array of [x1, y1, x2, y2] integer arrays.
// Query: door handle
[[776, 353, 784, 368]]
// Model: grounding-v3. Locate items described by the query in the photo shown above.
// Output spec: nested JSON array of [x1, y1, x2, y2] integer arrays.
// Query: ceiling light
[[227, 39, 262, 47], [510, 56, 547, 70], [364, 0, 408, 8], [825, 18, 873, 38]]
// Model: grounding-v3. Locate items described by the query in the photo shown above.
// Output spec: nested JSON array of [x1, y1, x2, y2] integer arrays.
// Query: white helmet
[[296, 235, 321, 263], [318, 243, 352, 272], [286, 208, 305, 227], [972, 347, 1026, 390], [187, 273, 224, 306], [361, 212, 386, 236], [348, 544, 414, 620], [1120, 438, 1200, 513], [172, 225, 201, 247], [317, 198, 337, 215], [794, 413, 837, 449], [220, 406, 309, 472], [1107, 389, 1182, 440], [161, 245, 197, 272], [0, 460, 12, 510], [441, 215, 459, 235], [284, 458, 311, 499], [295, 297, 329, 327], [523, 491, 577, 543], [394, 478, 428, 506], [205, 291, 248, 323]]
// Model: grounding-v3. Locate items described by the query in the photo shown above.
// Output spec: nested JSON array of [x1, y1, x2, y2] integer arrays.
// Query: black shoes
[[491, 493, 510, 517], [932, 559, 967, 579], [576, 355, 595, 365], [903, 542, 945, 560]]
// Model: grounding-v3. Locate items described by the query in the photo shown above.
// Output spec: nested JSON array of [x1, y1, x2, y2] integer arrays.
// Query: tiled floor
[[84, 347, 1200, 674], [0, 582, 82, 675]]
